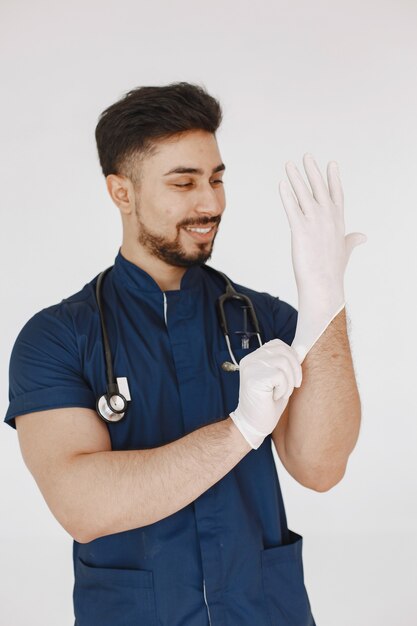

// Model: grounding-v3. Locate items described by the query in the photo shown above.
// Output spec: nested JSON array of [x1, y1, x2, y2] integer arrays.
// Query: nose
[[194, 182, 225, 218]]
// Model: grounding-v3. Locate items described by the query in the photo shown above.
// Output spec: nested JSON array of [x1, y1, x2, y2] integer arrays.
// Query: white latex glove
[[279, 153, 367, 363], [229, 338, 302, 449]]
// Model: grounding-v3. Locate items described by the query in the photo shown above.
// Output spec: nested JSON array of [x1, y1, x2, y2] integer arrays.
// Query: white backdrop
[[1, 0, 416, 624]]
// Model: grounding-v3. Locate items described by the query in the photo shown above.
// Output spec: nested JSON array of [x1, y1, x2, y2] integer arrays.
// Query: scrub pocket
[[260, 530, 316, 626], [73, 557, 158, 626]]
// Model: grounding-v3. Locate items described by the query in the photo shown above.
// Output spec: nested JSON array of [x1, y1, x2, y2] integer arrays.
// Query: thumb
[[273, 386, 290, 405], [345, 232, 367, 263]]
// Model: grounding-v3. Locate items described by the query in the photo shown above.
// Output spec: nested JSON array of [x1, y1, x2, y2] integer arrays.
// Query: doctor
[[5, 82, 366, 625]]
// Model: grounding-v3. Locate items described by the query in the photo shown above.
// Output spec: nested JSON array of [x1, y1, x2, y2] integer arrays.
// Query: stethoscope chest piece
[[97, 392, 128, 423]]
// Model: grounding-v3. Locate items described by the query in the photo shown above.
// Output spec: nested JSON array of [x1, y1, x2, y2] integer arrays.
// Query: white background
[[1, 0, 416, 624]]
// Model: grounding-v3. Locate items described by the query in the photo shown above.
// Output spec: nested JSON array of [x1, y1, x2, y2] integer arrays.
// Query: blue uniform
[[5, 249, 316, 626]]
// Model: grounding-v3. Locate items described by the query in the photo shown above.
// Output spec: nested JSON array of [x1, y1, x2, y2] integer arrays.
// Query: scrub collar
[[112, 248, 203, 293]]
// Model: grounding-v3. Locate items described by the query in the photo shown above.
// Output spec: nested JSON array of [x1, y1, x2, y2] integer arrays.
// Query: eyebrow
[[163, 163, 226, 176]]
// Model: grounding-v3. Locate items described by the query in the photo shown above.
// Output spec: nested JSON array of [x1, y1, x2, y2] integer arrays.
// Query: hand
[[229, 339, 302, 450], [278, 154, 367, 362], [279, 153, 367, 294]]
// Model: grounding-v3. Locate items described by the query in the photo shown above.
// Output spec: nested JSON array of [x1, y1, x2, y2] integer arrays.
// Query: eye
[[174, 183, 192, 188], [211, 179, 224, 185]]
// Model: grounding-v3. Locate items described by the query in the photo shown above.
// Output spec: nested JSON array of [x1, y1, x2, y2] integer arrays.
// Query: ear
[[106, 174, 135, 215]]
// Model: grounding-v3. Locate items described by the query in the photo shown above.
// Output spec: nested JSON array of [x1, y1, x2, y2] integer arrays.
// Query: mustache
[[181, 217, 221, 228]]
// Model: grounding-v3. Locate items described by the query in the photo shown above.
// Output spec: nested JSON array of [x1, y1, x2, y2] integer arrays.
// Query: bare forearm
[[63, 417, 250, 543], [285, 307, 361, 489]]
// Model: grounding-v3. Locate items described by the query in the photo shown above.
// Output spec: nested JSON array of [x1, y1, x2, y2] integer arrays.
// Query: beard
[[134, 203, 218, 269]]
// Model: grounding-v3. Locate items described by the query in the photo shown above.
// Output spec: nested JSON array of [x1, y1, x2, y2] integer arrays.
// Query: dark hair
[[95, 81, 223, 181]]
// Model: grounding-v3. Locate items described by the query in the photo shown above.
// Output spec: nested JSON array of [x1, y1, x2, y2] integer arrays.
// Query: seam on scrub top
[[163, 292, 168, 325]]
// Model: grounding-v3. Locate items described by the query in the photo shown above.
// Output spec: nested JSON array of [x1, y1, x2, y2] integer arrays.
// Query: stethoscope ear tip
[[221, 361, 240, 372]]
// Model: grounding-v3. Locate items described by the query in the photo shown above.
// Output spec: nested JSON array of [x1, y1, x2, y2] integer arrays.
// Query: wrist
[[298, 280, 345, 312], [227, 413, 264, 451], [292, 287, 346, 363]]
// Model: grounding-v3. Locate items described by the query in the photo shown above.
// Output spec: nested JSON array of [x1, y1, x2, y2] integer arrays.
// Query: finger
[[273, 386, 291, 404], [263, 339, 303, 387], [303, 153, 330, 205], [271, 368, 291, 402], [278, 351, 302, 390], [257, 348, 295, 396], [285, 161, 316, 215], [278, 396, 290, 412], [264, 337, 301, 370], [278, 179, 304, 228], [292, 342, 307, 364], [264, 337, 303, 376], [345, 231, 368, 263], [327, 161, 344, 208], [252, 351, 290, 387], [258, 342, 302, 402]]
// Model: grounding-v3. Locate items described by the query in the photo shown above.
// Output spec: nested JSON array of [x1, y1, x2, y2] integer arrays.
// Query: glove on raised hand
[[279, 154, 367, 363], [229, 338, 302, 449]]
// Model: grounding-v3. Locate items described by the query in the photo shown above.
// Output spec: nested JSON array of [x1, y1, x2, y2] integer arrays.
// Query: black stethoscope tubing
[[95, 264, 263, 423]]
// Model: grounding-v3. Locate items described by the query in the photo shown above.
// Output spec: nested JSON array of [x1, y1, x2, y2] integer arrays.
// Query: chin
[[178, 249, 213, 267]]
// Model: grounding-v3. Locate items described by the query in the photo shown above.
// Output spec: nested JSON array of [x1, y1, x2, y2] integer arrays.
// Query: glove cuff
[[229, 409, 266, 450]]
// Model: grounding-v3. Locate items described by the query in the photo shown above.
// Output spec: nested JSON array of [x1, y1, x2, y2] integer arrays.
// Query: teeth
[[186, 227, 212, 233]]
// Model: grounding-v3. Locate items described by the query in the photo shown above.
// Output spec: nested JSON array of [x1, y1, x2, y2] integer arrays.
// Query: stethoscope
[[95, 264, 263, 423]]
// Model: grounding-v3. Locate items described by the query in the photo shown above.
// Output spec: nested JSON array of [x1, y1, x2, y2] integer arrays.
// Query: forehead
[[144, 130, 222, 173]]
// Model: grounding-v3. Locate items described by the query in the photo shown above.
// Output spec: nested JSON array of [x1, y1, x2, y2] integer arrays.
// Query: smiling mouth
[[183, 225, 217, 241], [185, 226, 214, 233]]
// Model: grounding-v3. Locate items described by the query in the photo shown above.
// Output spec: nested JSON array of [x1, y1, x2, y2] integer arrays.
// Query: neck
[[120, 243, 187, 291]]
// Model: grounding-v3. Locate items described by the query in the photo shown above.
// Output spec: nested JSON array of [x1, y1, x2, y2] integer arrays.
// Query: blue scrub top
[[5, 249, 316, 626]]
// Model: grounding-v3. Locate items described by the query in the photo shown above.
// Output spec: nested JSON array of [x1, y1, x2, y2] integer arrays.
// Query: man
[[5, 82, 365, 625]]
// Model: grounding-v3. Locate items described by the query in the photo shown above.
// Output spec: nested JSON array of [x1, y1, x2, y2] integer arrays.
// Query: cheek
[[164, 202, 189, 226], [165, 206, 177, 219], [144, 188, 190, 227]]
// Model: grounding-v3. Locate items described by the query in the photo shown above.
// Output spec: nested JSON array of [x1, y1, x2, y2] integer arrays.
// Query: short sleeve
[[271, 297, 298, 346], [4, 305, 96, 429]]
